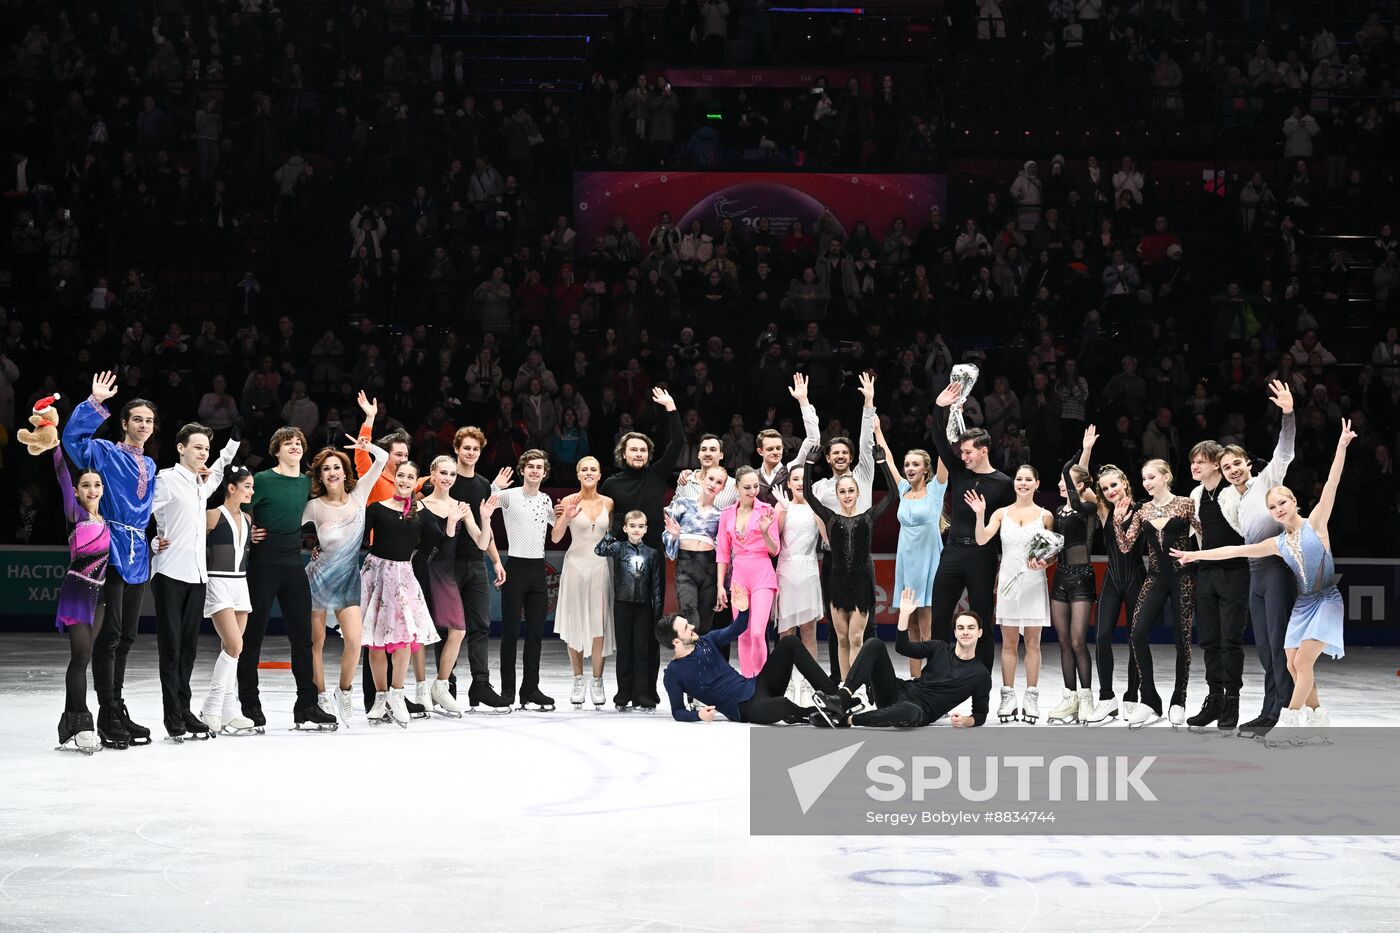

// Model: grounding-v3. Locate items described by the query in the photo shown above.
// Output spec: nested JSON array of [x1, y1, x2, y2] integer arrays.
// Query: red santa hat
[[32, 393, 61, 426]]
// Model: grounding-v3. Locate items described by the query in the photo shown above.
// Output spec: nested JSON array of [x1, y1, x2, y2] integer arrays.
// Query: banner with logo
[[573, 171, 946, 250]]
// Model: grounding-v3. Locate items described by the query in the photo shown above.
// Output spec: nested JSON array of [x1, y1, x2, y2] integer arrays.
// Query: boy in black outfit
[[595, 510, 664, 712]]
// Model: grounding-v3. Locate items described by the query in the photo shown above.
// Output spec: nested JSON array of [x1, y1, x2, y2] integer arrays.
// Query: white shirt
[[493, 485, 553, 559], [756, 401, 823, 504], [151, 437, 240, 583], [811, 406, 876, 513]]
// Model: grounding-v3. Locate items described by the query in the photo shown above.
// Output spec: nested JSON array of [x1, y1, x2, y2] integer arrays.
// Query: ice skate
[[199, 710, 223, 734], [429, 679, 463, 717], [590, 677, 606, 709], [1126, 702, 1162, 730], [1046, 688, 1079, 724], [97, 702, 131, 750], [56, 711, 100, 755], [164, 712, 191, 743], [1019, 686, 1040, 724], [182, 710, 213, 740], [1237, 713, 1276, 740], [850, 685, 871, 713], [570, 675, 586, 709], [243, 706, 268, 735], [220, 712, 259, 736], [813, 691, 850, 728], [1264, 707, 1302, 747], [387, 688, 411, 729], [520, 688, 556, 711], [1168, 703, 1187, 730], [317, 692, 337, 720], [117, 701, 152, 745], [405, 687, 430, 719], [997, 686, 1019, 724], [292, 704, 339, 732], [367, 691, 391, 725], [1081, 696, 1119, 725], [1187, 695, 1222, 733], [467, 681, 512, 714], [1302, 707, 1332, 745], [1216, 695, 1240, 732], [332, 686, 355, 728], [1121, 700, 1138, 722]]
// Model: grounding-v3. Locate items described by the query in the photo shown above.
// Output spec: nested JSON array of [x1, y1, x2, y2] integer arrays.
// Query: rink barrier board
[[2, 547, 1397, 643]]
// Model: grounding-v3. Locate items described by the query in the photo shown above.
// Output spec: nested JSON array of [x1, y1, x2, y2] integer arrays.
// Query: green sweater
[[249, 469, 311, 559]]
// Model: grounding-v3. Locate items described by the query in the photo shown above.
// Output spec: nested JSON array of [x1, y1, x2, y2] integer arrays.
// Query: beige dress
[[554, 505, 615, 657]]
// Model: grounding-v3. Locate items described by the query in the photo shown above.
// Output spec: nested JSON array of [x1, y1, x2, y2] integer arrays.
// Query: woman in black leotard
[[1115, 457, 1200, 729], [1080, 452, 1144, 725], [802, 449, 893, 678], [1045, 453, 1097, 723]]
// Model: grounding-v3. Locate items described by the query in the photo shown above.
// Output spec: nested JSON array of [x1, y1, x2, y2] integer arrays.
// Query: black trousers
[[1195, 564, 1250, 696], [94, 574, 146, 704], [736, 636, 836, 724], [1249, 556, 1297, 719], [822, 555, 878, 676], [1096, 571, 1143, 702], [844, 640, 933, 727], [613, 599, 657, 705], [499, 556, 547, 698], [457, 558, 494, 686], [929, 543, 997, 671], [1129, 570, 1196, 712], [675, 550, 717, 634], [152, 574, 205, 717], [240, 557, 318, 715]]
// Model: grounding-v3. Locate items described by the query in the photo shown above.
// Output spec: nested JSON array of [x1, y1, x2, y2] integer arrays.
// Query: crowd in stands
[[1, 0, 1397, 557]]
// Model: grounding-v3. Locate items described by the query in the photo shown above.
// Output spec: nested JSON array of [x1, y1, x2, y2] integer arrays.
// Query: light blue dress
[[893, 477, 947, 606], [1277, 522, 1344, 659]]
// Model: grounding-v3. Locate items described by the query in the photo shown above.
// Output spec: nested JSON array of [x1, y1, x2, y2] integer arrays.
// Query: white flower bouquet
[[1000, 529, 1065, 596], [945, 363, 980, 443]]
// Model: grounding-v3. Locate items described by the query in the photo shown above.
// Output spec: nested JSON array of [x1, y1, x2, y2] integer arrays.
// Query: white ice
[[2, 634, 1399, 932]]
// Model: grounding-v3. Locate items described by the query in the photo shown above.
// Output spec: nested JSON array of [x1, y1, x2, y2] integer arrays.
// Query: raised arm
[[802, 458, 836, 524], [199, 431, 242, 498], [787, 373, 822, 468], [867, 449, 895, 522], [930, 382, 964, 473], [62, 372, 120, 472], [1309, 419, 1355, 534], [349, 437, 390, 505], [53, 447, 82, 525], [648, 390, 683, 479], [852, 373, 877, 492], [1063, 455, 1095, 515], [1259, 380, 1296, 487], [966, 492, 1001, 545], [551, 494, 579, 544], [872, 419, 903, 493], [353, 391, 378, 478]]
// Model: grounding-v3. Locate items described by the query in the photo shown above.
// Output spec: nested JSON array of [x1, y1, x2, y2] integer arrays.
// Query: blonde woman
[[1115, 458, 1200, 729], [1173, 422, 1354, 743], [967, 465, 1052, 723], [1077, 429, 1144, 724], [551, 456, 615, 709], [873, 420, 948, 677], [415, 455, 497, 716]]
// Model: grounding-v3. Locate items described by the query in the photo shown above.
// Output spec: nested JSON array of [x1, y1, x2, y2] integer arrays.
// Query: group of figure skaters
[[41, 365, 1351, 754]]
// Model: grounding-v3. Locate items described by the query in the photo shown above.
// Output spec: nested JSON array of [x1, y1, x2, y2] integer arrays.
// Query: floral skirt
[[361, 555, 441, 650]]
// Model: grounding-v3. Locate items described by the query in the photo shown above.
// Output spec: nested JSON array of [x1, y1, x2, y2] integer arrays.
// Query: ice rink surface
[[3, 633, 1399, 932]]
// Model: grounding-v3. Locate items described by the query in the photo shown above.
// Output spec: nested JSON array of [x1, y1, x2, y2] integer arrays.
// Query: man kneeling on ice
[[814, 588, 991, 727], [659, 584, 840, 724]]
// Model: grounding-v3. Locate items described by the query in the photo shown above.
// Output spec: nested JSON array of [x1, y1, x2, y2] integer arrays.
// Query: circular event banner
[[573, 171, 947, 247]]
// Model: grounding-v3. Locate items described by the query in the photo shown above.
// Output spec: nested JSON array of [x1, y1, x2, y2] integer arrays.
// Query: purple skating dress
[[53, 447, 110, 631]]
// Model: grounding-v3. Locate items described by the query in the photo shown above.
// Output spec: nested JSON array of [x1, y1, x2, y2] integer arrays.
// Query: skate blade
[[164, 735, 191, 744], [409, 713, 429, 720], [432, 708, 464, 718], [221, 727, 260, 736], [391, 717, 409, 730], [126, 736, 153, 746], [520, 703, 556, 712], [1128, 716, 1162, 730], [468, 705, 512, 714], [99, 736, 129, 749], [998, 714, 1017, 723], [55, 741, 101, 755], [290, 723, 339, 732]]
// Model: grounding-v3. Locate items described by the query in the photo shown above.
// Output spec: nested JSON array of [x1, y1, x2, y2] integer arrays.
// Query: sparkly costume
[[1118, 496, 1200, 712], [803, 452, 892, 614], [1277, 523, 1344, 659], [53, 447, 110, 631], [302, 444, 389, 616]]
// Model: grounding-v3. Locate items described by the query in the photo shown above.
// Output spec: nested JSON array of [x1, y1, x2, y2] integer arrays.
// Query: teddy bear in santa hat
[[17, 393, 62, 455]]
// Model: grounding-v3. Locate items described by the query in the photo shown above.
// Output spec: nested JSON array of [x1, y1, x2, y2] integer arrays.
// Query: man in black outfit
[[815, 589, 991, 727], [929, 382, 1015, 670], [1186, 439, 1249, 731], [599, 387, 680, 704]]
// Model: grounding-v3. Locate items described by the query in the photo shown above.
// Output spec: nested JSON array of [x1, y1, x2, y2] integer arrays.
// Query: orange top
[[355, 423, 399, 505]]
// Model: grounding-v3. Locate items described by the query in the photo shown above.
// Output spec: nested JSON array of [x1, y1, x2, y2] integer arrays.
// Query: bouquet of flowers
[[945, 363, 980, 443], [1000, 529, 1066, 596]]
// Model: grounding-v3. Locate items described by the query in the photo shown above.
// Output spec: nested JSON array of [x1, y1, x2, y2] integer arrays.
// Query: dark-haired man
[[151, 421, 240, 740], [601, 387, 681, 552], [930, 381, 1015, 669], [815, 589, 991, 728], [659, 585, 838, 723]]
